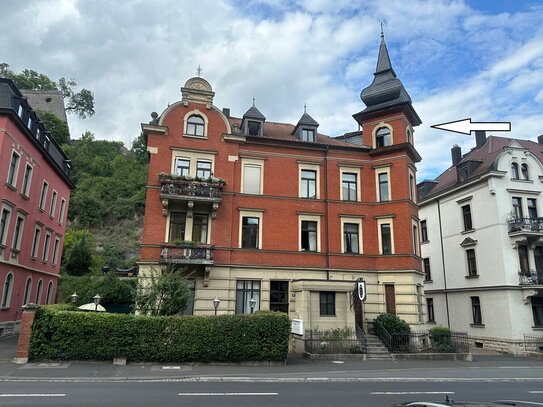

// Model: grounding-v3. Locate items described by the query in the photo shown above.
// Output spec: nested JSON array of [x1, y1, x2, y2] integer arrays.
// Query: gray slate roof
[[21, 89, 67, 122], [296, 111, 319, 127], [242, 104, 266, 121]]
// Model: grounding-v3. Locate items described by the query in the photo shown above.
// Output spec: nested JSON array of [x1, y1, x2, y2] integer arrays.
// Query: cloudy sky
[[1, 0, 543, 180]]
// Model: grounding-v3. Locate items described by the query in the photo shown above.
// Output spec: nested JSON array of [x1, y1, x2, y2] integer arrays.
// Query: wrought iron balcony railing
[[519, 269, 543, 285], [159, 174, 225, 201], [507, 217, 543, 233], [159, 243, 214, 265]]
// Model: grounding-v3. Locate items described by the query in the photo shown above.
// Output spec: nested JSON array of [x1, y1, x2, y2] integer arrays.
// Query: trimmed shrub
[[373, 313, 411, 334], [430, 325, 455, 353], [29, 307, 290, 363]]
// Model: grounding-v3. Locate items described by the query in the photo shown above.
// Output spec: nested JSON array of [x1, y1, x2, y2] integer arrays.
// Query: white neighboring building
[[418, 132, 543, 354]]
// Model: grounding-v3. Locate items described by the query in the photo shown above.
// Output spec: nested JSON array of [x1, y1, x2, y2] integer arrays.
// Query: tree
[[35, 110, 70, 145], [0, 63, 95, 119], [131, 132, 148, 164], [65, 235, 93, 276], [136, 266, 191, 316]]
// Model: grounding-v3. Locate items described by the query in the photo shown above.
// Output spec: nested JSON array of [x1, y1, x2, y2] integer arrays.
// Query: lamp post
[[70, 292, 79, 304], [249, 297, 256, 314], [212, 297, 220, 316], [93, 293, 102, 312]]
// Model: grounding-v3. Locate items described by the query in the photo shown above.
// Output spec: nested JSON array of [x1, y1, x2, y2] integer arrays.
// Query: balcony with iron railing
[[159, 242, 214, 265], [159, 173, 225, 202], [519, 269, 543, 285], [507, 217, 543, 234]]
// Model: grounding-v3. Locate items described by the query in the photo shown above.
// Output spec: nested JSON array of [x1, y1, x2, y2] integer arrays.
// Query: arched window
[[186, 115, 205, 137], [46, 281, 53, 304], [375, 127, 391, 148], [511, 162, 519, 179], [35, 279, 43, 305], [23, 277, 32, 306], [406, 128, 412, 144], [1, 273, 14, 307], [521, 163, 529, 180]]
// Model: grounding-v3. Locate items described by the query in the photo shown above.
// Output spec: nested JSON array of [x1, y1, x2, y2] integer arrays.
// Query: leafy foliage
[[373, 313, 411, 334], [64, 234, 93, 276], [35, 110, 70, 145], [29, 307, 290, 363], [1, 63, 94, 119], [57, 275, 136, 307], [136, 267, 191, 316], [430, 326, 456, 353]]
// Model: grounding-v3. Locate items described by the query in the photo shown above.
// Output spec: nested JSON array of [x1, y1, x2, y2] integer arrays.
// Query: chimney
[[451, 144, 462, 166], [538, 135, 543, 145], [475, 130, 486, 149], [222, 107, 230, 118]]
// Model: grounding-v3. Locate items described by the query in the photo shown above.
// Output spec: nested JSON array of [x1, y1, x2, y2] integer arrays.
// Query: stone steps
[[365, 333, 393, 360]]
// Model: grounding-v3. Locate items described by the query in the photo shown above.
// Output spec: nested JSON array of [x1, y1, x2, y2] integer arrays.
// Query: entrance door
[[354, 298, 364, 331], [385, 284, 396, 315]]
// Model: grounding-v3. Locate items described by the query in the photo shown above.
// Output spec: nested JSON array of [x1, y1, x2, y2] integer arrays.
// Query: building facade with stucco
[[139, 35, 426, 338]]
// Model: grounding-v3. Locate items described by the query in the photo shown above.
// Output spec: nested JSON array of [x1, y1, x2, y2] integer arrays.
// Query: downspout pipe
[[437, 198, 451, 328], [325, 145, 330, 280]]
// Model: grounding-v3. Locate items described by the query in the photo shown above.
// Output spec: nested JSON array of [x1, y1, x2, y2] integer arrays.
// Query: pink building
[[0, 78, 74, 335]]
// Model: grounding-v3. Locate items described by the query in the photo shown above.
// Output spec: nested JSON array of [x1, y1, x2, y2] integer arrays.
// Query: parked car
[[391, 396, 543, 406]]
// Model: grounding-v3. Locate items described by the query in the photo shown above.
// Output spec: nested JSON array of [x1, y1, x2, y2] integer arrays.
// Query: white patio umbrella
[[77, 302, 106, 312]]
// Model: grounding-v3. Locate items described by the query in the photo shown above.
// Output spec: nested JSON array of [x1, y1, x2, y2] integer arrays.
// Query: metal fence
[[524, 334, 543, 353], [304, 326, 367, 354], [375, 322, 469, 354]]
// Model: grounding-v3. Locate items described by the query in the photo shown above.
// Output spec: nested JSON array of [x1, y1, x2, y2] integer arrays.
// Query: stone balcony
[[507, 217, 543, 234], [159, 243, 214, 265], [519, 270, 543, 286], [159, 174, 225, 217]]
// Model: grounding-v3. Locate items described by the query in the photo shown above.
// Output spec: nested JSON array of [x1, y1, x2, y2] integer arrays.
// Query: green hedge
[[29, 307, 290, 363]]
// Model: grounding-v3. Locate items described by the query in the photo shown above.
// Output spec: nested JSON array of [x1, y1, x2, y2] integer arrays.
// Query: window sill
[[531, 326, 543, 330], [300, 250, 319, 253], [461, 229, 476, 235], [20, 193, 30, 200], [0, 306, 10, 311], [30, 256, 37, 261], [239, 247, 261, 251], [424, 279, 433, 283], [5, 183, 16, 191], [465, 275, 479, 279], [183, 134, 207, 140], [319, 315, 336, 317], [470, 324, 485, 328], [421, 240, 429, 245], [38, 208, 45, 213], [511, 178, 533, 183], [427, 321, 437, 324], [49, 215, 54, 220]]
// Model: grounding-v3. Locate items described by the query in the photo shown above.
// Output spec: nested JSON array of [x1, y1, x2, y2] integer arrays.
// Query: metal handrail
[[374, 320, 393, 351]]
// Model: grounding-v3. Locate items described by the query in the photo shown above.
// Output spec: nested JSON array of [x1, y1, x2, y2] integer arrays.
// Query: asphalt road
[[1, 375, 543, 406]]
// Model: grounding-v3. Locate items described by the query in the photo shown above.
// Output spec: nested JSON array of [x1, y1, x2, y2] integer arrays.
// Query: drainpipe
[[324, 145, 330, 280], [437, 198, 451, 328]]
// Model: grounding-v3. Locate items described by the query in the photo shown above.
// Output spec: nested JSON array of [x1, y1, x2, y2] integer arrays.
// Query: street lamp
[[93, 293, 102, 312], [212, 297, 220, 316], [70, 292, 79, 304], [249, 297, 257, 314]]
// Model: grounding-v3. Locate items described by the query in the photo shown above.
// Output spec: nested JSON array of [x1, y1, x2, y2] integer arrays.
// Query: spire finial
[[304, 103, 307, 114], [380, 21, 384, 39], [252, 96, 255, 106], [196, 65, 202, 77]]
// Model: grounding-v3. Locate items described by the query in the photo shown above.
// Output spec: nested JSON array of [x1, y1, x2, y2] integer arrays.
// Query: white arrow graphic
[[431, 118, 511, 135]]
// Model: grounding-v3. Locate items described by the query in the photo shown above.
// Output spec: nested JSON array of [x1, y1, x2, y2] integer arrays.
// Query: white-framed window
[[301, 129, 315, 142], [192, 214, 209, 243], [373, 124, 393, 148], [511, 162, 520, 179], [46, 281, 53, 304], [340, 167, 361, 202], [23, 277, 32, 306], [35, 279, 43, 305], [6, 150, 21, 187], [183, 109, 209, 138], [52, 237, 61, 265], [341, 218, 362, 254], [239, 210, 263, 249], [196, 160, 212, 179], [241, 159, 264, 195], [299, 163, 320, 199], [174, 158, 190, 176], [12, 213, 25, 250], [299, 214, 321, 252], [49, 190, 58, 218], [21, 163, 33, 197], [38, 181, 49, 211], [377, 218, 394, 255], [412, 219, 420, 256], [31, 225, 41, 259], [406, 127, 413, 144], [235, 280, 261, 314], [521, 163, 529, 180], [59, 199, 66, 224], [409, 169, 417, 203], [42, 231, 51, 262], [0, 205, 12, 247], [375, 167, 391, 202], [1, 272, 14, 308]]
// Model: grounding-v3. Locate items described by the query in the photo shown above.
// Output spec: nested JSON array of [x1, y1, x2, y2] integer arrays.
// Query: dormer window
[[301, 129, 315, 142], [375, 127, 391, 148], [511, 162, 520, 179], [521, 163, 529, 180], [186, 115, 205, 137], [247, 121, 261, 136]]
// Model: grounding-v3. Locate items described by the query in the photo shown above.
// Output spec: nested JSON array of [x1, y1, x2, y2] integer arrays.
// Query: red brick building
[[139, 35, 424, 332], [0, 78, 73, 335]]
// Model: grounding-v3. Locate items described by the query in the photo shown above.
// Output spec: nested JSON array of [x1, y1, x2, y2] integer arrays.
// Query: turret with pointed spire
[[353, 29, 421, 129], [292, 105, 319, 142], [241, 98, 266, 137]]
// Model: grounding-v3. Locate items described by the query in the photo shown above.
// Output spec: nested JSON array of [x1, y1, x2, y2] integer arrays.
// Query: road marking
[[0, 394, 66, 397], [529, 391, 543, 393], [162, 366, 182, 370], [371, 391, 454, 395], [178, 393, 278, 396], [332, 361, 344, 364]]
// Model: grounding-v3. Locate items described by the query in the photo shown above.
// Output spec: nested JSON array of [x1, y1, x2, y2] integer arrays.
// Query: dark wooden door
[[355, 298, 363, 330], [385, 284, 396, 315]]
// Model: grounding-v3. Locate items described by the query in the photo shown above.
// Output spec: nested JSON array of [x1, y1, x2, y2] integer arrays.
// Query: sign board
[[357, 279, 366, 302], [291, 319, 303, 335]]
